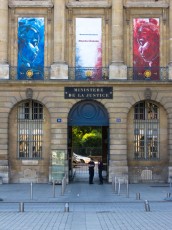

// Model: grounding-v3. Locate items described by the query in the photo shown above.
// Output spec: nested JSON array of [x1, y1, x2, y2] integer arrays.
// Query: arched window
[[134, 101, 159, 160], [17, 100, 43, 159]]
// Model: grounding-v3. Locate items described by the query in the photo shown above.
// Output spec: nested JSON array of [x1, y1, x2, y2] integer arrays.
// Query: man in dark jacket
[[88, 158, 95, 184], [98, 159, 103, 184]]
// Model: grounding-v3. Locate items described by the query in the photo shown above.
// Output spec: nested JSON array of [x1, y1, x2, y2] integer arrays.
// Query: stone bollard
[[19, 202, 24, 212], [144, 200, 150, 212], [64, 202, 69, 212]]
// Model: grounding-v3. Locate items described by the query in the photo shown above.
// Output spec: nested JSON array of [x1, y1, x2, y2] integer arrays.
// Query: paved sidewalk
[[0, 182, 172, 230]]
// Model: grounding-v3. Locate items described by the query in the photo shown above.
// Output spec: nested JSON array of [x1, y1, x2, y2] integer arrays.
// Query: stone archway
[[8, 100, 51, 183], [68, 100, 109, 182], [127, 100, 168, 183]]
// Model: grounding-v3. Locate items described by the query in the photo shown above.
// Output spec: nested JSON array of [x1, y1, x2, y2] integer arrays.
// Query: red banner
[[133, 18, 160, 80]]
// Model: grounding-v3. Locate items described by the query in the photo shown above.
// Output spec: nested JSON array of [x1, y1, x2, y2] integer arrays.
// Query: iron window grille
[[17, 100, 43, 159], [134, 101, 159, 160]]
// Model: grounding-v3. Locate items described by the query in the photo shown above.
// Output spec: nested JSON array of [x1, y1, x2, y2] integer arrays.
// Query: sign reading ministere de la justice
[[64, 87, 113, 99]]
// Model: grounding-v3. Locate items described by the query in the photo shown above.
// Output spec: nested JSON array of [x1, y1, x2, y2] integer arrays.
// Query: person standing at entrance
[[88, 158, 95, 184], [98, 158, 103, 184]]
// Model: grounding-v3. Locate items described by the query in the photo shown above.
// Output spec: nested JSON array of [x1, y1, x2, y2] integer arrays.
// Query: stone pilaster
[[168, 2, 172, 180], [169, 1, 172, 80], [51, 0, 68, 79], [108, 109, 128, 182], [0, 0, 9, 79], [109, 0, 127, 79]]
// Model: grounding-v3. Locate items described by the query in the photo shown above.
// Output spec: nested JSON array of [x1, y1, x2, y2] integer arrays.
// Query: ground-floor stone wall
[[0, 82, 171, 183]]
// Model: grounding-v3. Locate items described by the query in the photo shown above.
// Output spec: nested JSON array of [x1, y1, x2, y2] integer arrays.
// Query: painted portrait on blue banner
[[17, 18, 44, 80]]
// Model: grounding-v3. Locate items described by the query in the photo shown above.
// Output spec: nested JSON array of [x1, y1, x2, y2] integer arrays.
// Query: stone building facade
[[0, 0, 171, 183]]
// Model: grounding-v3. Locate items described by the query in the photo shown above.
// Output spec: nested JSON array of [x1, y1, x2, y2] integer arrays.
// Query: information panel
[[51, 150, 65, 183]]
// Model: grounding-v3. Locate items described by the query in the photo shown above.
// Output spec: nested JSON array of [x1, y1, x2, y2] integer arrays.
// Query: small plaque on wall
[[116, 118, 121, 123]]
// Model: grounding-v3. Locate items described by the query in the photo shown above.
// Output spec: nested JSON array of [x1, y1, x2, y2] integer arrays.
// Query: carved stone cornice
[[9, 0, 53, 8], [66, 2, 111, 9], [124, 2, 169, 8]]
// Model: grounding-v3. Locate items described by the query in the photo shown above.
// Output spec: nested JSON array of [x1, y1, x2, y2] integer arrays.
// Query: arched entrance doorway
[[68, 100, 109, 182]]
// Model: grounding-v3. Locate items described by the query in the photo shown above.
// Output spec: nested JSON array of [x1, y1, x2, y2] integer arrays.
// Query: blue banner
[[18, 18, 44, 80]]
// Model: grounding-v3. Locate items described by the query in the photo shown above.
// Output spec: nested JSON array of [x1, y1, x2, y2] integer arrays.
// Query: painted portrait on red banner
[[133, 18, 160, 80]]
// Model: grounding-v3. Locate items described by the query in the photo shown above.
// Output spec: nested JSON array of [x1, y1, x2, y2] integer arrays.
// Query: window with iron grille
[[134, 101, 159, 160], [17, 100, 43, 159]]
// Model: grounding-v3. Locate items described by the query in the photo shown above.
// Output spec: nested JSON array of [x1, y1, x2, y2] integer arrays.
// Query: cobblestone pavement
[[0, 182, 172, 230]]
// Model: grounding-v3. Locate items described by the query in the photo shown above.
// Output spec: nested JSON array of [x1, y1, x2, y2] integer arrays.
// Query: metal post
[[115, 176, 117, 193], [61, 177, 64, 195], [61, 176, 67, 196], [136, 193, 140, 200], [30, 182, 33, 200], [144, 200, 150, 212], [19, 202, 24, 212], [64, 202, 69, 212], [112, 175, 115, 193], [126, 180, 129, 198], [64, 176, 66, 189], [118, 180, 121, 195], [167, 192, 171, 198], [53, 180, 55, 198]]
